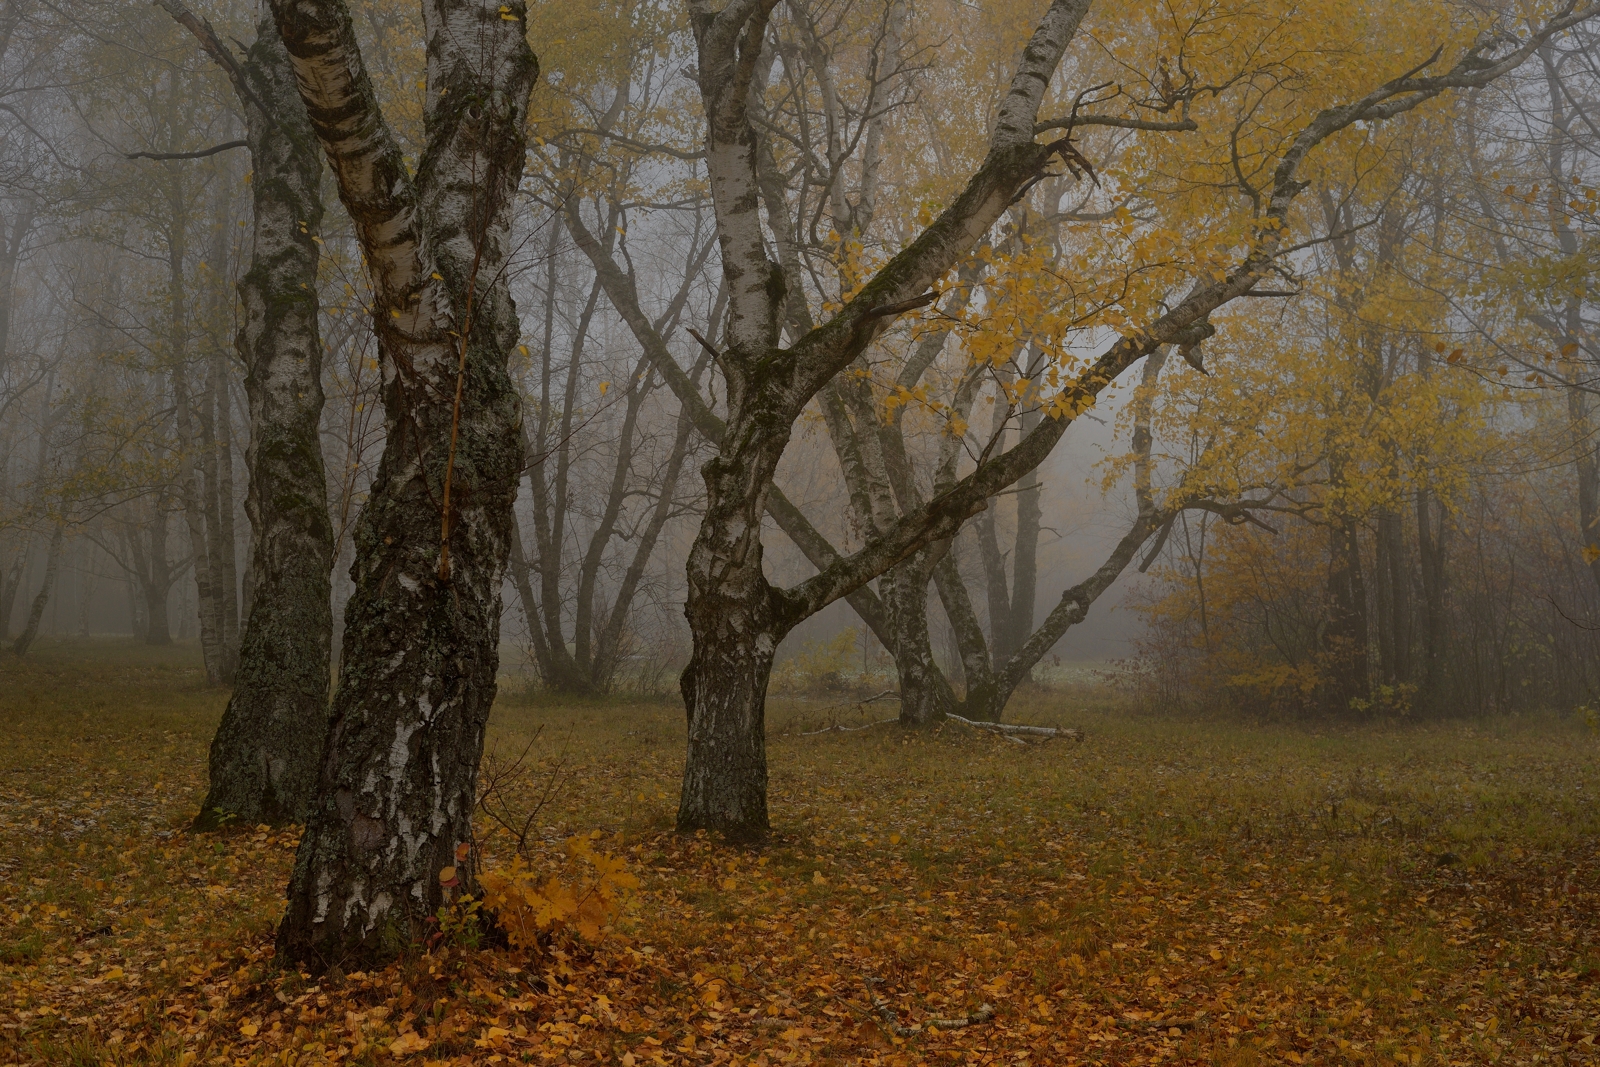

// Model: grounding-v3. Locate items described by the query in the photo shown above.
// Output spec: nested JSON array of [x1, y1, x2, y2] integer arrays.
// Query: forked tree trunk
[[196, 12, 334, 831], [673, 0, 1547, 834], [268, 0, 536, 968]]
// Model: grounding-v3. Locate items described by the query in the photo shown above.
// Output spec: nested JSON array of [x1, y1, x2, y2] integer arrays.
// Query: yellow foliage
[[771, 627, 866, 693], [479, 835, 639, 951]]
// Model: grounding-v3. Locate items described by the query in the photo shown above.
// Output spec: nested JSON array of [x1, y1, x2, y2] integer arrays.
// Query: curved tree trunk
[[268, 0, 536, 969], [196, 11, 334, 831], [678, 433, 790, 840]]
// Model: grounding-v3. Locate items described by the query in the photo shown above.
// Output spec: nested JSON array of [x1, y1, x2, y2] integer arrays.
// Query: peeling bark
[[196, 10, 335, 831], [269, 0, 537, 968]]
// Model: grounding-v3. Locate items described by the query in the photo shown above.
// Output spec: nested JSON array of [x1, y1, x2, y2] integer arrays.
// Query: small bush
[[479, 834, 639, 951]]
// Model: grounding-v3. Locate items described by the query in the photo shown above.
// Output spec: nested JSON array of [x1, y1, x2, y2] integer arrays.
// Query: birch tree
[[671, 0, 1599, 839], [148, 0, 339, 831], [265, 0, 538, 967]]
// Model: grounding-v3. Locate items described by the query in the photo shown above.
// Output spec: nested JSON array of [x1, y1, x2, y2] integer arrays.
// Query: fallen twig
[[1116, 1011, 1207, 1031], [799, 716, 899, 736], [863, 977, 995, 1036], [797, 692, 903, 735], [925, 1004, 997, 1030], [945, 714, 1082, 741]]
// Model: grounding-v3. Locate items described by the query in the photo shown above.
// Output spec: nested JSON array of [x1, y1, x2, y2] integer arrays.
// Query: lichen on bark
[[195, 13, 335, 832]]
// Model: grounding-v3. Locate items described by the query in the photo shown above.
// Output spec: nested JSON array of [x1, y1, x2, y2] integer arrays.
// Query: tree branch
[[768, 7, 1600, 629], [1034, 114, 1198, 134], [268, 0, 421, 307], [783, 0, 1094, 408], [127, 140, 248, 161]]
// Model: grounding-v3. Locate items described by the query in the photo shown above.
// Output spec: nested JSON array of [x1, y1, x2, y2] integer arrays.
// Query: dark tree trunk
[[1416, 487, 1448, 708], [196, 12, 335, 832], [678, 418, 790, 839], [12, 523, 63, 656], [0, 530, 32, 641], [884, 553, 949, 726], [269, 0, 536, 968], [1324, 519, 1370, 710], [2, 381, 57, 644]]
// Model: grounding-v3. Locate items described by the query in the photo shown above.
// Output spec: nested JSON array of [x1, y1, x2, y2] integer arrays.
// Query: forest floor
[[0, 640, 1597, 1067]]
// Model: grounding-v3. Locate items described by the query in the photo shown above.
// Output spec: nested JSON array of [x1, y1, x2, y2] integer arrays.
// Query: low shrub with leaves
[[478, 833, 639, 951], [770, 626, 890, 694]]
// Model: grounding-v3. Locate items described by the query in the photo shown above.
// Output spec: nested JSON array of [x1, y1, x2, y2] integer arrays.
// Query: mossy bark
[[268, 0, 536, 969], [196, 16, 334, 832]]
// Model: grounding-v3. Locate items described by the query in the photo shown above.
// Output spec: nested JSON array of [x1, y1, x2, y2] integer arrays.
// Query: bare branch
[[126, 140, 247, 160]]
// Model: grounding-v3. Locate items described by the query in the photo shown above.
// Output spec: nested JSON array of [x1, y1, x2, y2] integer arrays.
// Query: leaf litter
[[1, 650, 1597, 1065]]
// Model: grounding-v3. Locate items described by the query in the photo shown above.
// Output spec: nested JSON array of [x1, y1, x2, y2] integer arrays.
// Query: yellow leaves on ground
[[388, 1028, 431, 1056], [479, 834, 638, 949], [5, 648, 1600, 1065]]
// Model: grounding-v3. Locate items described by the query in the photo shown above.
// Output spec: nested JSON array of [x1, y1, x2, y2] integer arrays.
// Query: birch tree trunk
[[268, 0, 537, 967], [195, 10, 335, 831], [677, 0, 1095, 837]]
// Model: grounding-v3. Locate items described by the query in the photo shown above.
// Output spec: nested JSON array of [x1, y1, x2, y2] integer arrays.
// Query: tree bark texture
[[197, 12, 335, 831], [269, 0, 536, 968]]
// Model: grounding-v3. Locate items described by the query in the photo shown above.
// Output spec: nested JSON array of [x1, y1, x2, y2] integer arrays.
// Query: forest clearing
[[1, 642, 1596, 1066], [7, 0, 1600, 1063]]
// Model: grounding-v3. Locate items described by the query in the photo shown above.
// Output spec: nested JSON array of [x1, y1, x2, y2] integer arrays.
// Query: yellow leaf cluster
[[479, 835, 639, 950]]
